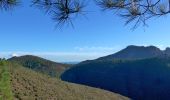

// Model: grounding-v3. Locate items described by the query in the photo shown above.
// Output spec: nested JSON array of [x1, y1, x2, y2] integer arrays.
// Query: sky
[[1, 0, 170, 62]]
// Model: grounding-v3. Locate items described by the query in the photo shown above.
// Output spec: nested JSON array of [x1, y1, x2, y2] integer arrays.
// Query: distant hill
[[8, 55, 71, 77], [98, 45, 165, 60], [61, 57, 170, 100], [7, 62, 129, 100]]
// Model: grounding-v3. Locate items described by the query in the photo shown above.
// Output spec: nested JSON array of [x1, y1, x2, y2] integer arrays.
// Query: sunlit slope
[[9, 63, 129, 100]]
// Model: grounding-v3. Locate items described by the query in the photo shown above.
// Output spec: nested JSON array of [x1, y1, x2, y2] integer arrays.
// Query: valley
[[1, 45, 170, 100]]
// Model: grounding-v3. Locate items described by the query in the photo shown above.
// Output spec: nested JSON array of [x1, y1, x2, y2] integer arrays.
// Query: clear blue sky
[[1, 0, 170, 62]]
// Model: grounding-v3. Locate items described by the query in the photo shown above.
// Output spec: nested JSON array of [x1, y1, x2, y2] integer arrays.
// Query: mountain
[[8, 55, 71, 77], [2, 62, 129, 100], [97, 45, 167, 60], [164, 47, 170, 56], [61, 57, 170, 100]]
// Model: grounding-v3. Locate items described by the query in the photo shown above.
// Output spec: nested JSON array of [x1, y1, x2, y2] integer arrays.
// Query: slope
[[62, 57, 170, 100], [8, 55, 71, 77], [0, 60, 13, 100], [8, 62, 129, 100]]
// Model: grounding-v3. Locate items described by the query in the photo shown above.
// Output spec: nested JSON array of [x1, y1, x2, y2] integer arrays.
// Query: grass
[[0, 61, 13, 100], [9, 62, 129, 100]]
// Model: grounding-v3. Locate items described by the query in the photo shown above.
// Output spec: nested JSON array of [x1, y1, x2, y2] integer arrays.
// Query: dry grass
[[9, 63, 129, 100]]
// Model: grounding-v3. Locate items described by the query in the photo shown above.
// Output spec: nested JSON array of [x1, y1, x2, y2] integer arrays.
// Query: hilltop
[[8, 55, 71, 77], [97, 45, 170, 60]]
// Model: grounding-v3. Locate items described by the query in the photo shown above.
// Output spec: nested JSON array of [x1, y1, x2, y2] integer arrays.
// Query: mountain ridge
[[97, 45, 170, 60], [8, 55, 71, 77], [62, 45, 170, 100]]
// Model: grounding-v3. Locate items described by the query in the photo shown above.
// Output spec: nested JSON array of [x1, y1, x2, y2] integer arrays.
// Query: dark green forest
[[62, 57, 170, 100]]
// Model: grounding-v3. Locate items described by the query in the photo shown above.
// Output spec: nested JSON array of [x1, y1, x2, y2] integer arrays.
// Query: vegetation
[[8, 62, 129, 100], [0, 60, 13, 100], [62, 57, 170, 100], [96, 0, 170, 29], [8, 55, 71, 77], [0, 0, 19, 11], [1, 0, 170, 28]]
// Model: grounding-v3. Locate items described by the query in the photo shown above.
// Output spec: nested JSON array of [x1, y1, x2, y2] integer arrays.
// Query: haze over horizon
[[0, 45, 169, 62]]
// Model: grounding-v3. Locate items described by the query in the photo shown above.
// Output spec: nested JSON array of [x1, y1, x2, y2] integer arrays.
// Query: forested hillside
[[62, 57, 170, 100], [8, 55, 71, 77]]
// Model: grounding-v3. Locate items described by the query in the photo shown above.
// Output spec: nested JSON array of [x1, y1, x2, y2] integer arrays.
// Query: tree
[[1, 0, 170, 29], [32, 0, 85, 27], [0, 0, 19, 11], [96, 0, 170, 29]]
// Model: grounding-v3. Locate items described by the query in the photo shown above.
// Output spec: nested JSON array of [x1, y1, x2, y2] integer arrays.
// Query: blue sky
[[1, 0, 170, 62]]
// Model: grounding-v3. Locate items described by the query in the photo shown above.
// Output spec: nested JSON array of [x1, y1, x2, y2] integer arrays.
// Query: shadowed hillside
[[61, 57, 170, 100], [8, 55, 71, 77], [8, 62, 129, 100]]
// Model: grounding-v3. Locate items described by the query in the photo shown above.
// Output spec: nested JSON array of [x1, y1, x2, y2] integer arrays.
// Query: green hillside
[[8, 55, 71, 77], [3, 62, 129, 100], [0, 60, 13, 100], [62, 57, 170, 100]]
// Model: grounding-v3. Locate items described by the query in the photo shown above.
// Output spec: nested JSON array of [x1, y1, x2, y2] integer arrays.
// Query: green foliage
[[62, 57, 170, 100], [0, 0, 19, 11], [32, 0, 86, 27], [8, 55, 71, 78], [0, 62, 13, 100], [0, 59, 7, 66], [96, 0, 170, 29], [2, 0, 170, 29]]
